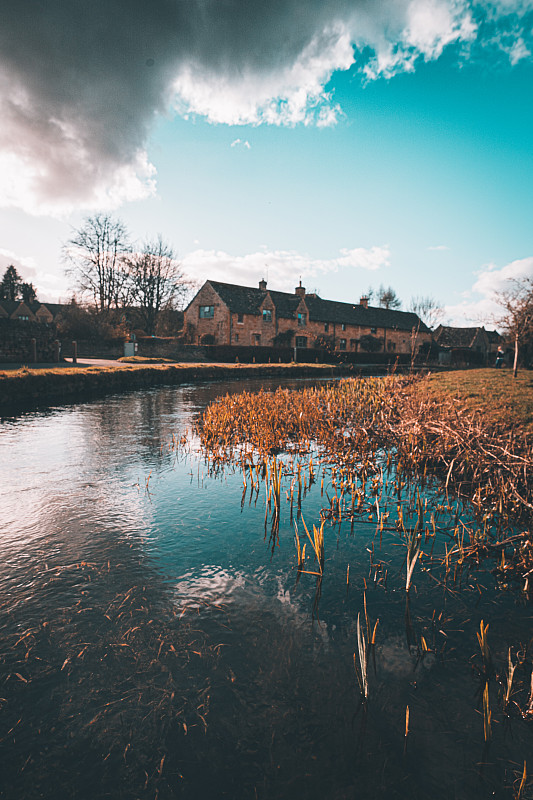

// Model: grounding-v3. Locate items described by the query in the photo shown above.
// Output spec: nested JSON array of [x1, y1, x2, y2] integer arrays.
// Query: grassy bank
[[421, 368, 533, 436], [0, 361, 346, 414]]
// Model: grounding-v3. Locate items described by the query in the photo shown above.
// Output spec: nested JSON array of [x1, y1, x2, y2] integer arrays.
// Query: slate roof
[[433, 325, 487, 348], [0, 300, 23, 316], [206, 280, 430, 333], [304, 295, 429, 332], [37, 302, 67, 318]]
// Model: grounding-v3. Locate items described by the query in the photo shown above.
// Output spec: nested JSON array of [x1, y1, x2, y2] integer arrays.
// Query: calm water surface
[[1, 378, 532, 799]]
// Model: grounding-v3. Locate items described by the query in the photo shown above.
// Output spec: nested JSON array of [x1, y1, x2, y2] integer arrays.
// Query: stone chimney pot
[[359, 296, 369, 308], [295, 280, 306, 298]]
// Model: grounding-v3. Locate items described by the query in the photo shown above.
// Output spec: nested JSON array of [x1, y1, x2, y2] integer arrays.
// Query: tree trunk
[[513, 333, 519, 378]]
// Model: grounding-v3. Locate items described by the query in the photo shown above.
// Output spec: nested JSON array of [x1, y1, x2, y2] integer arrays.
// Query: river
[[1, 378, 531, 799]]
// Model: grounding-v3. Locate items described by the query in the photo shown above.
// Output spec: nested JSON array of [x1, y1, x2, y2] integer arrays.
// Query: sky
[[1, 0, 533, 327]]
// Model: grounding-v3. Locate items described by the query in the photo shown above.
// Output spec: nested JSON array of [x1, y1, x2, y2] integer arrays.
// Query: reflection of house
[[433, 325, 503, 363], [185, 279, 431, 354]]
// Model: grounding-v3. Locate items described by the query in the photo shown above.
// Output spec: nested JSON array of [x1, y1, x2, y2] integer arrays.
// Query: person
[[495, 346, 505, 368]]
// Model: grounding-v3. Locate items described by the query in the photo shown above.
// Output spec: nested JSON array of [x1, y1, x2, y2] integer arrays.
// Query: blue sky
[[1, 0, 532, 326]]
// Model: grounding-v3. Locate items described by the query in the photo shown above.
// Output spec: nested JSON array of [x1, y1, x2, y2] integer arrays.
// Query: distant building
[[433, 325, 503, 363], [0, 300, 68, 324], [184, 279, 431, 354]]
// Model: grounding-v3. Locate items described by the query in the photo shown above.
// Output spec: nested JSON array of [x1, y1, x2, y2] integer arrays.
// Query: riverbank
[[0, 361, 354, 414]]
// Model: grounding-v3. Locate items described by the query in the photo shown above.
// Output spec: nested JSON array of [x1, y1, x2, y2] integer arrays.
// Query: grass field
[[421, 368, 533, 435]]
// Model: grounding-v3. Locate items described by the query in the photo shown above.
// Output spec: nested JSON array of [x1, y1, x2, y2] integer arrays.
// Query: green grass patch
[[420, 368, 533, 435]]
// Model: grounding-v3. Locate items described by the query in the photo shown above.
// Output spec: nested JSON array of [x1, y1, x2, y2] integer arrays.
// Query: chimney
[[295, 280, 306, 298], [259, 279, 267, 290], [359, 295, 369, 308]]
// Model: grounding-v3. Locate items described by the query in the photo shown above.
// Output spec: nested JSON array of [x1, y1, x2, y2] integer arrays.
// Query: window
[[295, 336, 307, 348], [370, 327, 377, 334], [199, 305, 214, 319], [18, 315, 30, 321], [262, 309, 272, 322], [252, 334, 261, 346], [234, 334, 239, 343], [297, 313, 307, 327], [341, 323, 346, 331], [324, 322, 329, 333], [237, 313, 244, 324], [387, 341, 396, 351], [339, 338, 347, 350]]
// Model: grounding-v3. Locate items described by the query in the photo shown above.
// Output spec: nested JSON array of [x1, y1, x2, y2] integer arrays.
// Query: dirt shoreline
[[0, 361, 360, 414]]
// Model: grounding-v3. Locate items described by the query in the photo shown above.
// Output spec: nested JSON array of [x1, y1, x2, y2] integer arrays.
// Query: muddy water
[[1, 378, 532, 799]]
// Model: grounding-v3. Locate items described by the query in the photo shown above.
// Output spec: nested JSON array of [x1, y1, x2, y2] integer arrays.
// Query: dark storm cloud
[[0, 0, 530, 212], [0, 0, 357, 209]]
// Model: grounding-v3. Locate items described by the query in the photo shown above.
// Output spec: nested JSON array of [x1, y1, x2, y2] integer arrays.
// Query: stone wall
[[0, 320, 58, 363]]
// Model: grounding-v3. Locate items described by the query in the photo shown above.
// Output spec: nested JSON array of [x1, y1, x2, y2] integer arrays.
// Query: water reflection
[[1, 377, 532, 799]]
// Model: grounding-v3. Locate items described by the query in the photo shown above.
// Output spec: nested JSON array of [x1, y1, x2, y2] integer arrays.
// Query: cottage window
[[18, 315, 30, 321], [324, 322, 329, 333], [339, 338, 347, 351], [234, 334, 239, 343], [252, 333, 261, 345], [237, 313, 244, 323], [370, 327, 377, 334], [262, 309, 272, 322], [297, 313, 307, 327], [387, 341, 396, 351], [341, 323, 346, 331], [199, 305, 214, 319], [295, 336, 307, 348]]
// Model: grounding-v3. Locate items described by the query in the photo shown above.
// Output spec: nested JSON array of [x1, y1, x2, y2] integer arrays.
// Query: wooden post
[[72, 341, 78, 364], [30, 338, 37, 363], [53, 340, 60, 362], [513, 333, 518, 378]]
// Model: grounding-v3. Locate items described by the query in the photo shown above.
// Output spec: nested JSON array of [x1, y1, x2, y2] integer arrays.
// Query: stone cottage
[[184, 279, 431, 354]]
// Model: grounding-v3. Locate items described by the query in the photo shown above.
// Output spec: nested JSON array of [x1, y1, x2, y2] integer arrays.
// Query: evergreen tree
[[0, 265, 23, 301]]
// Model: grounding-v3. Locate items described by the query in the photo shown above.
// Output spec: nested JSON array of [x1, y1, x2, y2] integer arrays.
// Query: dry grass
[[196, 374, 533, 585]]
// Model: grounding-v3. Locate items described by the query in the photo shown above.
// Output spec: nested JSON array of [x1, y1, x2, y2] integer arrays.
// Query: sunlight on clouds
[[0, 148, 156, 216], [173, 23, 353, 127], [181, 245, 390, 294]]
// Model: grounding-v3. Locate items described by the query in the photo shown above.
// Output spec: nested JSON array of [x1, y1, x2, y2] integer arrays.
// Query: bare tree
[[494, 275, 533, 377], [125, 235, 190, 335], [377, 284, 401, 310], [409, 295, 444, 330], [64, 214, 130, 313]]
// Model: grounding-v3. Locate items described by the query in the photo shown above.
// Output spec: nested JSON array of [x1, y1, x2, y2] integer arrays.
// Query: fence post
[[72, 341, 78, 364], [53, 340, 60, 362], [30, 338, 37, 363]]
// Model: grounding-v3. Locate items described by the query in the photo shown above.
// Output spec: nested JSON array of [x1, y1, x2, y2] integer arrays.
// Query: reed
[[482, 682, 492, 742], [196, 373, 533, 582], [354, 613, 368, 699]]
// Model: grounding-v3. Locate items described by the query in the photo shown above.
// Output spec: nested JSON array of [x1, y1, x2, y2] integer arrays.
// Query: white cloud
[[230, 139, 251, 149], [181, 245, 390, 293], [428, 244, 450, 251], [173, 22, 353, 127], [444, 255, 533, 326]]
